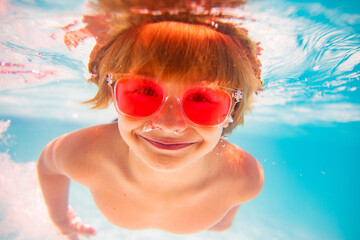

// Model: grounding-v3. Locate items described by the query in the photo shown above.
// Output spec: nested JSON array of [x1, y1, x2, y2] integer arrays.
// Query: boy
[[38, 8, 264, 240]]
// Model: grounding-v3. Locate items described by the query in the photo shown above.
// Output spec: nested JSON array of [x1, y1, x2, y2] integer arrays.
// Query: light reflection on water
[[0, 0, 359, 239]]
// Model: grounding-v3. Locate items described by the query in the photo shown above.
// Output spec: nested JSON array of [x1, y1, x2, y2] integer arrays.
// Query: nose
[[151, 96, 188, 134]]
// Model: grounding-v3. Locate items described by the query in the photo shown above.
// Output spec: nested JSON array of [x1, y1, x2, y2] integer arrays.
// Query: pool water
[[0, 0, 359, 239]]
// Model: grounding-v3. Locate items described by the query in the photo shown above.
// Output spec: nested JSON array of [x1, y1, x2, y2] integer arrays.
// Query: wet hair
[[97, 0, 247, 12], [87, 13, 262, 135]]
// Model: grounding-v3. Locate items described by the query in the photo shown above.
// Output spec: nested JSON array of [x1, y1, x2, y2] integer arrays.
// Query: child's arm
[[37, 138, 96, 239]]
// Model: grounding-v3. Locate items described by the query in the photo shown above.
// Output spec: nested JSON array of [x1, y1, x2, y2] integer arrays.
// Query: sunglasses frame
[[106, 73, 243, 127]]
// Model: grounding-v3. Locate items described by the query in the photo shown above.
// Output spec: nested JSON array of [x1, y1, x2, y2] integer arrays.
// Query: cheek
[[117, 115, 145, 130], [196, 126, 223, 147], [116, 115, 146, 141]]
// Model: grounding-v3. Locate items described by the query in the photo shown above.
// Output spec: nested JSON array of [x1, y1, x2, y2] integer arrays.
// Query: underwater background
[[0, 0, 359, 239]]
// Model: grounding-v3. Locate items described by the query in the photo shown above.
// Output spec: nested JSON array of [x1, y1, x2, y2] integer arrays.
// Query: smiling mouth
[[140, 136, 195, 150]]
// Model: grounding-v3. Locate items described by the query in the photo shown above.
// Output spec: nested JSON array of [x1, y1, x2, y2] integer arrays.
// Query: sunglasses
[[106, 74, 243, 127]]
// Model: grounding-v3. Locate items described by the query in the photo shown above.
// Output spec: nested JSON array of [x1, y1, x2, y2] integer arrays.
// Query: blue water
[[0, 0, 359, 239]]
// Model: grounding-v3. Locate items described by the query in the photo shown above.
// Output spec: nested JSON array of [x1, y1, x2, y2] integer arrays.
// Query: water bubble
[[152, 10, 162, 15], [0, 120, 11, 141], [211, 21, 218, 28], [142, 126, 152, 133], [228, 116, 234, 123], [173, 129, 185, 136], [142, 122, 157, 132], [220, 135, 228, 140]]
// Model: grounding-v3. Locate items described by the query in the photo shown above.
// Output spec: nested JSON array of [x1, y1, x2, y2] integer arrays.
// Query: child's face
[[115, 78, 226, 172]]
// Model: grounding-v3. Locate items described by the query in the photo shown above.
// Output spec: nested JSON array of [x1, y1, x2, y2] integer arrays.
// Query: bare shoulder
[[220, 141, 264, 203], [49, 123, 123, 186]]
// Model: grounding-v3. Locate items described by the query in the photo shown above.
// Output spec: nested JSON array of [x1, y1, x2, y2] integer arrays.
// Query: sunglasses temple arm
[[226, 90, 243, 124], [106, 74, 118, 110]]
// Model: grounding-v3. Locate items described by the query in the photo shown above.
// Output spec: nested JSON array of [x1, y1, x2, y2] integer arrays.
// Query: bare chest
[[89, 183, 234, 234]]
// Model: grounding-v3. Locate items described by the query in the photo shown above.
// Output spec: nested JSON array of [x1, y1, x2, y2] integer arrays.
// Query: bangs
[[127, 21, 241, 88]]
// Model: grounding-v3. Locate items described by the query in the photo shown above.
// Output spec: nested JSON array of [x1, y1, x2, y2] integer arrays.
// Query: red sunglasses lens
[[183, 87, 231, 126], [114, 78, 163, 117]]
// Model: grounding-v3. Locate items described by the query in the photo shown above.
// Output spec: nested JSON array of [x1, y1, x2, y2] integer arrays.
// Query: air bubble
[[142, 122, 158, 132], [220, 135, 228, 140], [173, 129, 185, 136], [228, 116, 234, 123]]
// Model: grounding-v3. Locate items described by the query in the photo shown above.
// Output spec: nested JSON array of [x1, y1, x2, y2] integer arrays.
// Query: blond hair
[[87, 14, 262, 135]]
